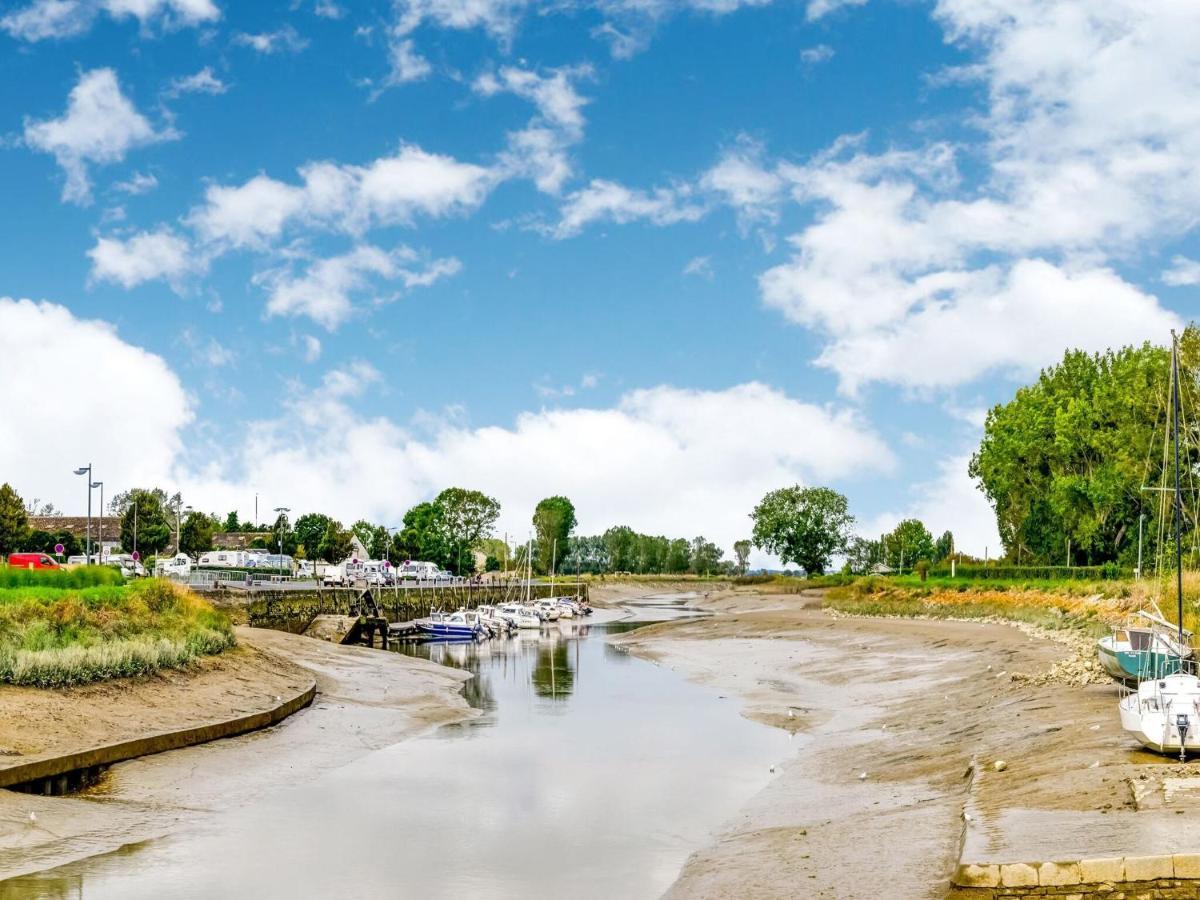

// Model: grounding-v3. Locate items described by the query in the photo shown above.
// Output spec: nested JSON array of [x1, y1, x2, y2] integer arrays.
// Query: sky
[[0, 0, 1197, 566]]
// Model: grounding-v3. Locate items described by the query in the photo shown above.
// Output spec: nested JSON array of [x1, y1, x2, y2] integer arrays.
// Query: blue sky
[[1, 0, 1196, 563]]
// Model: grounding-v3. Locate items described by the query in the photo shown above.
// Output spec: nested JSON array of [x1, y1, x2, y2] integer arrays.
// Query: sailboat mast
[[1172, 330, 1185, 647]]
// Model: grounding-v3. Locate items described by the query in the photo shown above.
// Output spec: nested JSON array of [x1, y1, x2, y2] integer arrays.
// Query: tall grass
[[0, 578, 235, 688], [0, 565, 124, 589]]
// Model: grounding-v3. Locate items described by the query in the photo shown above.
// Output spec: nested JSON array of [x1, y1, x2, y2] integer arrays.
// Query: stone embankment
[[952, 855, 1200, 898]]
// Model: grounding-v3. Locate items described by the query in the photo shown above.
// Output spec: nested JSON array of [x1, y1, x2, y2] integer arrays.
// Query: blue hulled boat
[[417, 610, 486, 641]]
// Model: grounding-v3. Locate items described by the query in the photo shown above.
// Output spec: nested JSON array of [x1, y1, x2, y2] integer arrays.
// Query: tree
[[434, 487, 500, 575], [294, 513, 333, 560], [733, 539, 752, 575], [317, 519, 353, 564], [934, 530, 954, 562], [844, 536, 882, 574], [351, 519, 376, 554], [750, 486, 853, 576], [23, 497, 59, 516], [397, 502, 448, 565], [271, 511, 298, 556], [369, 525, 397, 562], [884, 519, 935, 570], [110, 487, 180, 518], [119, 489, 171, 555], [222, 511, 240, 532], [602, 525, 637, 572], [689, 536, 723, 575], [532, 496, 577, 574], [26, 529, 80, 557], [666, 538, 690, 574], [0, 484, 30, 555], [179, 511, 215, 558]]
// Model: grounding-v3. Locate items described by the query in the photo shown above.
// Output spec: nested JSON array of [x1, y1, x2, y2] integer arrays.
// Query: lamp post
[[175, 502, 192, 556], [91, 481, 103, 563], [274, 507, 290, 572], [73, 464, 92, 563]]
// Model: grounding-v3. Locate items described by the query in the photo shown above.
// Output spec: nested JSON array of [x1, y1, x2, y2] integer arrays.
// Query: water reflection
[[3, 601, 787, 900]]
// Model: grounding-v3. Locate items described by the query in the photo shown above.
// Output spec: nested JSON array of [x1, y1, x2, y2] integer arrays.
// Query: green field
[[0, 568, 235, 688]]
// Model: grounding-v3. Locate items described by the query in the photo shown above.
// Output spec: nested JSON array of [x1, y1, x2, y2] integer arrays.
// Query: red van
[[7, 553, 60, 570]]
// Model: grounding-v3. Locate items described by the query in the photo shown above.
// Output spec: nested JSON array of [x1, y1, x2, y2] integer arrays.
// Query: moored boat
[[417, 610, 486, 641], [1098, 609, 1192, 684]]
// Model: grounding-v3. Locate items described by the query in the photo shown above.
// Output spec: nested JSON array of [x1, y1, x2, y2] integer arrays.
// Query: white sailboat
[[1118, 331, 1200, 760]]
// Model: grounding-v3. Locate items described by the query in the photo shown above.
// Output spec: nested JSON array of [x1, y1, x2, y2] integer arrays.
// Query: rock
[[993, 760, 1008, 772]]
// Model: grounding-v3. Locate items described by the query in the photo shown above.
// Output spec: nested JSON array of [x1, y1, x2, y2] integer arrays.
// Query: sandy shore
[[611, 586, 1197, 899], [0, 627, 475, 880]]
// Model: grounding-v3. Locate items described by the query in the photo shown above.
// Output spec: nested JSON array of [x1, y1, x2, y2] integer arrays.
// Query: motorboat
[[535, 600, 560, 621], [1119, 672, 1200, 759], [417, 610, 486, 641], [1098, 607, 1192, 684], [476, 605, 514, 635], [499, 603, 541, 629], [553, 597, 577, 619]]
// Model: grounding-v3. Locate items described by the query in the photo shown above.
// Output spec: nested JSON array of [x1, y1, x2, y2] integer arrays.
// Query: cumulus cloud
[[164, 66, 228, 98], [683, 255, 713, 279], [1163, 256, 1200, 287], [805, 0, 866, 21], [380, 37, 432, 87], [255, 244, 461, 330], [800, 43, 834, 64], [1, 0, 218, 40], [233, 24, 308, 54], [699, 136, 787, 226], [23, 68, 176, 205], [0, 298, 192, 506], [113, 171, 158, 195], [88, 228, 203, 290]]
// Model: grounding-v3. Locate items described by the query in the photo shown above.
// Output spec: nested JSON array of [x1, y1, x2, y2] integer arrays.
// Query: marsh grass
[[0, 565, 124, 590], [0, 578, 235, 687]]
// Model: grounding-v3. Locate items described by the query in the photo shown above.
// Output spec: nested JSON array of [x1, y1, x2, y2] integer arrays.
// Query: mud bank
[[0, 627, 475, 881], [612, 588, 1200, 899]]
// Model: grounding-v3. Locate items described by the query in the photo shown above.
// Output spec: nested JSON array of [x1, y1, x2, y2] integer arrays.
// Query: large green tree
[[119, 489, 171, 555], [884, 519, 935, 570], [180, 511, 215, 558], [397, 502, 448, 565], [317, 519, 353, 564], [969, 335, 1197, 565], [750, 485, 853, 575], [602, 525, 638, 572], [532, 496, 577, 574], [689, 536, 723, 575], [0, 483, 30, 555], [434, 487, 500, 574], [733, 539, 752, 575], [293, 513, 332, 560]]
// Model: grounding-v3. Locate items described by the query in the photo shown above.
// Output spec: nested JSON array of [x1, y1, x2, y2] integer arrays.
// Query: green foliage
[[732, 539, 752, 575], [222, 510, 240, 532], [24, 529, 81, 558], [885, 518, 935, 569], [970, 333, 1200, 566], [750, 485, 854, 576], [397, 502, 448, 565], [0, 565, 123, 589], [0, 577, 234, 687], [689, 535, 724, 575], [532, 496, 577, 574], [119, 489, 172, 555], [293, 513, 332, 560], [434, 487, 501, 575], [484, 554, 501, 572], [180, 511, 215, 558], [935, 530, 954, 561], [925, 563, 1128, 581], [270, 511, 298, 556], [317, 519, 353, 564], [0, 483, 30, 556]]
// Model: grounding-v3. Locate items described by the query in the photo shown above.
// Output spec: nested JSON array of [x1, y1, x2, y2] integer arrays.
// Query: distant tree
[[25, 529, 81, 557], [270, 512, 298, 556], [884, 519, 935, 570], [844, 536, 882, 574], [317, 519, 353, 564], [485, 555, 501, 572], [665, 537, 691, 574], [351, 519, 376, 554], [563, 535, 610, 574], [733, 539, 752, 575], [397, 502, 448, 565], [222, 511, 240, 532], [434, 487, 500, 575], [23, 497, 59, 517], [934, 530, 954, 562], [532, 496, 577, 574], [689, 536, 723, 575], [180, 512, 215, 558], [0, 484, 30, 554], [248, 536, 270, 549], [110, 487, 180, 519], [119, 489, 171, 555], [602, 525, 638, 572], [750, 486, 853, 576], [369, 525, 397, 562], [293, 513, 333, 561]]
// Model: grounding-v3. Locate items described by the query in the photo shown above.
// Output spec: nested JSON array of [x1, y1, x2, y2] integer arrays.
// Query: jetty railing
[[245, 580, 589, 632]]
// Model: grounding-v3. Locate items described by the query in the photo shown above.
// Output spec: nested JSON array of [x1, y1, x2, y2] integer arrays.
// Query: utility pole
[[92, 481, 103, 562], [1137, 513, 1145, 580]]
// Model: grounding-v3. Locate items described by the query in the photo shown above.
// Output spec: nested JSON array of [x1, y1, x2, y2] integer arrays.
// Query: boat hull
[[417, 623, 483, 640], [1097, 639, 1186, 684]]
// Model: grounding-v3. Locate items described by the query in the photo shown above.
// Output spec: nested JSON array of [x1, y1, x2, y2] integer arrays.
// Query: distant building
[[212, 531, 273, 550]]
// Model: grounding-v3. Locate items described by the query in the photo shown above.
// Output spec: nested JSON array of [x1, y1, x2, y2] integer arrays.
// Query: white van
[[198, 550, 249, 568], [155, 553, 193, 579], [399, 560, 440, 580], [322, 563, 347, 587]]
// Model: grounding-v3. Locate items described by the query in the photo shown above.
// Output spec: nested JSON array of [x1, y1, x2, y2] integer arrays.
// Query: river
[[3, 595, 790, 899]]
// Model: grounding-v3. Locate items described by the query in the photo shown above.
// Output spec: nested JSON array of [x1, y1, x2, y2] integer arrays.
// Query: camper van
[[155, 553, 193, 579], [398, 560, 440, 580], [198, 550, 250, 569]]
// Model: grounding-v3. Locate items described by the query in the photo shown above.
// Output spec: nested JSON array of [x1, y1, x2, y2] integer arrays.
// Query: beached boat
[[417, 610, 486, 641], [1118, 331, 1200, 760], [499, 602, 541, 629], [1097, 607, 1192, 683], [535, 600, 560, 622]]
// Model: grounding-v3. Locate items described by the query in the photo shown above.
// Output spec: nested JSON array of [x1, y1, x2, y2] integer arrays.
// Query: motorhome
[[399, 560, 440, 580], [155, 553, 193, 579], [198, 550, 251, 569]]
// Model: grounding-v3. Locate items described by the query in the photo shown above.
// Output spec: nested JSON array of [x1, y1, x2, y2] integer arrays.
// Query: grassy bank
[[822, 572, 1200, 636], [0, 572, 235, 687]]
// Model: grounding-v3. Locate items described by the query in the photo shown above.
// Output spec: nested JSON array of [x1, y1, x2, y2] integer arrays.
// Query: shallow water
[[4, 600, 788, 900]]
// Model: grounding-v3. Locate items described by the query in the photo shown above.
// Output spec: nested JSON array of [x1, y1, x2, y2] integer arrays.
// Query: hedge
[[925, 564, 1129, 581]]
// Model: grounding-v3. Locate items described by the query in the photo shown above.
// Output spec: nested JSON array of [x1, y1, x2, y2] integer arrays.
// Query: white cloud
[[301, 334, 322, 362], [187, 145, 494, 248], [1163, 256, 1200, 287], [554, 179, 705, 237], [0, 298, 192, 508], [805, 0, 866, 21], [255, 244, 461, 330], [164, 66, 228, 98], [24, 68, 176, 205], [233, 24, 308, 54], [88, 228, 202, 290], [1, 0, 217, 40], [381, 37, 432, 87], [699, 137, 786, 225], [313, 0, 342, 17], [181, 379, 894, 556], [800, 43, 834, 64], [182, 328, 235, 367], [683, 255, 713, 279], [113, 171, 158, 195]]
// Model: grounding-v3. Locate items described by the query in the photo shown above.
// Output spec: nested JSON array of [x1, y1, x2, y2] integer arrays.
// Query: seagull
[[858, 772, 868, 781], [788, 710, 794, 718], [28, 811, 36, 826]]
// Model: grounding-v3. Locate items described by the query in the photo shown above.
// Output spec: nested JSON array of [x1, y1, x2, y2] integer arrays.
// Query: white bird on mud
[[28, 811, 36, 826], [858, 772, 868, 781]]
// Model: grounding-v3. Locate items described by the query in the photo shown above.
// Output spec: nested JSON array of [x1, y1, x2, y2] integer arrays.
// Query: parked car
[[7, 552, 60, 570]]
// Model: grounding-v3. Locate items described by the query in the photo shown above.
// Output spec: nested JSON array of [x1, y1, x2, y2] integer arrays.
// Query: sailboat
[[1118, 332, 1200, 760], [1097, 604, 1193, 684]]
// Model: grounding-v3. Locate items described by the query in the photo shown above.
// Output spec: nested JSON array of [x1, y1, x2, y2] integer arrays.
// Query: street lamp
[[73, 464, 92, 563], [274, 507, 290, 572], [91, 481, 103, 563], [175, 502, 192, 556]]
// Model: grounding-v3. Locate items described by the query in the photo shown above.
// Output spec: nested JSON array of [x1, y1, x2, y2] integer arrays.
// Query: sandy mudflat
[[612, 588, 1199, 899], [0, 627, 475, 880]]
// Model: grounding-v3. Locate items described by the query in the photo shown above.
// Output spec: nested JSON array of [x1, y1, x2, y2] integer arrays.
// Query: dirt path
[[0, 627, 475, 880], [611, 588, 1147, 899]]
